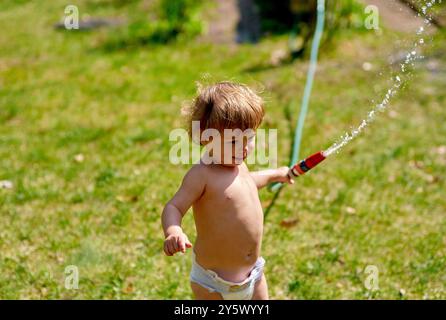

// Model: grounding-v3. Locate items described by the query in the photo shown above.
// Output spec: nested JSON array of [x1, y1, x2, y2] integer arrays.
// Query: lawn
[[0, 0, 445, 299]]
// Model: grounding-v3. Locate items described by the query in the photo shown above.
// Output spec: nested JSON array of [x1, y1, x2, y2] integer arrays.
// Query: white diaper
[[189, 251, 265, 300]]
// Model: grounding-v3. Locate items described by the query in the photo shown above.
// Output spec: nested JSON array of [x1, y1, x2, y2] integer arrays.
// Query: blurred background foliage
[[102, 0, 203, 50], [100, 0, 368, 52]]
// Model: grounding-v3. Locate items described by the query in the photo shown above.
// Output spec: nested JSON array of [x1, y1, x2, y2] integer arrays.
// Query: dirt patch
[[201, 0, 239, 44]]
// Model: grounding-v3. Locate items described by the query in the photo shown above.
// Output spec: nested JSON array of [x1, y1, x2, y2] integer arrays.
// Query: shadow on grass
[[241, 49, 305, 74], [99, 28, 181, 53]]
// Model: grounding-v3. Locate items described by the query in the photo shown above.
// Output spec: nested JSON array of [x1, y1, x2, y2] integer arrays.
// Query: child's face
[[205, 129, 256, 167]]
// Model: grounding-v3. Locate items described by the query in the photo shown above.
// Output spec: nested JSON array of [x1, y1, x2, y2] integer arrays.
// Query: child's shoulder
[[178, 163, 209, 195], [188, 162, 207, 174], [183, 162, 211, 181]]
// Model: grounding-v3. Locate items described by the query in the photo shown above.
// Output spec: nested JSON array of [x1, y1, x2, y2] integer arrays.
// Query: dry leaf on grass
[[280, 218, 299, 228]]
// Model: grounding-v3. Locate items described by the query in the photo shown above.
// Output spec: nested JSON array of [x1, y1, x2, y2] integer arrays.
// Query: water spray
[[268, 0, 438, 200]]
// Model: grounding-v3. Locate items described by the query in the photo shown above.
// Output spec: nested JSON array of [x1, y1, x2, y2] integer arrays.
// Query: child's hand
[[164, 230, 193, 256], [276, 166, 295, 185]]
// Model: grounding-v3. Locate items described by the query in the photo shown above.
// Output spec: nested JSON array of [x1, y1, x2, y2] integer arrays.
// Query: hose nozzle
[[288, 151, 326, 178]]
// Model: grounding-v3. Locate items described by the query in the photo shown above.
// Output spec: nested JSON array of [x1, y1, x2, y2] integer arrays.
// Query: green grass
[[0, 1, 445, 299]]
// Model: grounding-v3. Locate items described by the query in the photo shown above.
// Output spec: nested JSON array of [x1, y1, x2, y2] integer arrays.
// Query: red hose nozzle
[[289, 151, 326, 178]]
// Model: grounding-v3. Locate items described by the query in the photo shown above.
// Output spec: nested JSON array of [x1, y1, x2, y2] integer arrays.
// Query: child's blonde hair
[[183, 81, 264, 145]]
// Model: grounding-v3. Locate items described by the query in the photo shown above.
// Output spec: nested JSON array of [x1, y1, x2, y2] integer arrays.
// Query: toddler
[[161, 82, 293, 300]]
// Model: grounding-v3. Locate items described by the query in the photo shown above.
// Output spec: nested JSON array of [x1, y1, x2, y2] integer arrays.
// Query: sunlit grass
[[0, 1, 445, 299]]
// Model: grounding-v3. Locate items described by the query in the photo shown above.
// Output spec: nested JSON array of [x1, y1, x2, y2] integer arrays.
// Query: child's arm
[[162, 165, 205, 256], [250, 166, 294, 189]]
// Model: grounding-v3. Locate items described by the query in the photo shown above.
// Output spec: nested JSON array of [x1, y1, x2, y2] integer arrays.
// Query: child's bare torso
[[192, 162, 264, 283]]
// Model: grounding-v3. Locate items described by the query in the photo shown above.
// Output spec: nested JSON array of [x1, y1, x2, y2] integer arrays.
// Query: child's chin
[[220, 162, 239, 167], [221, 159, 243, 167], [211, 156, 245, 167]]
